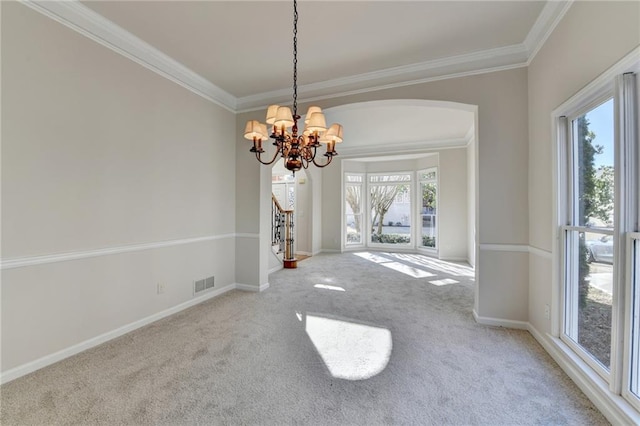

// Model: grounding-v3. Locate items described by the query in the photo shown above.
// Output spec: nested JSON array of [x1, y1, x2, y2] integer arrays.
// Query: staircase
[[272, 194, 297, 268]]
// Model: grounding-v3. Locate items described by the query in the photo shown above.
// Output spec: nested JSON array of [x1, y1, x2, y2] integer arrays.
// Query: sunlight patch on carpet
[[385, 252, 474, 277], [314, 284, 346, 292], [429, 278, 459, 286], [381, 261, 435, 278], [305, 314, 392, 380], [353, 252, 391, 263], [354, 251, 435, 278]]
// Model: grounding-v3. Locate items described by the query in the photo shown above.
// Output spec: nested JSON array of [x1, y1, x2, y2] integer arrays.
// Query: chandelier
[[243, 0, 343, 173]]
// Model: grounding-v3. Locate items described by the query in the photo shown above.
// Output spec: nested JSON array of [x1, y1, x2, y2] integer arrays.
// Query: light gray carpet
[[1, 251, 607, 425]]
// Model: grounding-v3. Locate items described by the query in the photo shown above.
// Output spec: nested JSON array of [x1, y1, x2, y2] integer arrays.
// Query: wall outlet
[[544, 304, 550, 320], [157, 282, 166, 294]]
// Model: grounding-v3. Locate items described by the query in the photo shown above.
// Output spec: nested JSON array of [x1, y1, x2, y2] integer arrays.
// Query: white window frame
[[619, 71, 640, 410], [560, 94, 616, 382], [417, 168, 438, 254], [553, 50, 639, 415], [626, 232, 640, 407], [344, 173, 365, 248]]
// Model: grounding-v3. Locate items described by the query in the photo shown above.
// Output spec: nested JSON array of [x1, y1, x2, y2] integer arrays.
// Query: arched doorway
[[270, 163, 314, 270], [259, 99, 478, 306]]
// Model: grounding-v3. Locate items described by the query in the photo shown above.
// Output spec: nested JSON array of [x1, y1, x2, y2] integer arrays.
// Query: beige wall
[[467, 139, 477, 267], [1, 3, 236, 372], [438, 148, 468, 261], [527, 1, 640, 334], [295, 169, 312, 254]]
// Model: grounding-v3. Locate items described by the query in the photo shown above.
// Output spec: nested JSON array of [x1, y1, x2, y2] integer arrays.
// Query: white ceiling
[[76, 0, 561, 110]]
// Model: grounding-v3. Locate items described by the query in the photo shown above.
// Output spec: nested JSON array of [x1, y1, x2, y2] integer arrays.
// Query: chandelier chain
[[292, 0, 298, 117]]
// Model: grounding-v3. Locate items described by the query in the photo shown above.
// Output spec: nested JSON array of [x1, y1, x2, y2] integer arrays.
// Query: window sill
[[528, 325, 640, 424]]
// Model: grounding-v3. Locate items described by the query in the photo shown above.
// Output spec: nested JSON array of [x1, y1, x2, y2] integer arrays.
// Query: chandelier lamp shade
[[242, 0, 343, 173]]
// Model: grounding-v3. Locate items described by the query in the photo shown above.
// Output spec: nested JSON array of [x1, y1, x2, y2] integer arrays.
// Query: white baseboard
[[478, 243, 530, 253], [268, 264, 283, 274], [236, 282, 270, 292], [472, 309, 529, 330], [527, 324, 640, 425], [440, 256, 469, 262], [0, 283, 236, 384]]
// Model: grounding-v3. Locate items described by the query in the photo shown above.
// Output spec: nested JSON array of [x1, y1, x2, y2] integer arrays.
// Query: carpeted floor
[[0, 252, 608, 425]]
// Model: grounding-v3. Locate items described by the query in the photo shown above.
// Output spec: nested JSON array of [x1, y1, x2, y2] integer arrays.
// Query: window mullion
[[619, 72, 639, 403], [624, 234, 640, 405]]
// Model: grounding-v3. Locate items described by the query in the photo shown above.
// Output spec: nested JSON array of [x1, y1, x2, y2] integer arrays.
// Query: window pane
[[630, 239, 640, 398], [420, 171, 436, 180], [345, 179, 363, 246], [421, 182, 437, 248], [346, 214, 362, 244], [369, 174, 411, 183], [565, 230, 612, 369], [370, 184, 411, 244], [574, 100, 614, 228], [346, 175, 363, 183]]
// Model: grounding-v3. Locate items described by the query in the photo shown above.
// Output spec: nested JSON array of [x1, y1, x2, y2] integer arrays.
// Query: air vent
[[194, 276, 215, 295], [205, 276, 214, 290], [195, 279, 206, 293]]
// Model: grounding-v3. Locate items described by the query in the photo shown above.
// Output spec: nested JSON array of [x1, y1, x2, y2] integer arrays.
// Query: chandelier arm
[[300, 154, 310, 169], [299, 144, 312, 161], [254, 147, 282, 166], [311, 155, 334, 168]]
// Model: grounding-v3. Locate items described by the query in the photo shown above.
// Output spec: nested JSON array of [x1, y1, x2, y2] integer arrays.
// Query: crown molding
[[338, 137, 469, 159], [238, 62, 528, 113], [20, 0, 237, 112], [236, 45, 529, 111], [524, 0, 574, 64], [22, 0, 571, 113]]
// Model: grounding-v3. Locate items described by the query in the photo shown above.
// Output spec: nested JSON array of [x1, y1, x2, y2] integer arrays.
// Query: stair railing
[[271, 194, 297, 268]]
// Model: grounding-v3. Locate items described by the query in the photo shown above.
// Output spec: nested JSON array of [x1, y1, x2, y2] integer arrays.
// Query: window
[[369, 173, 412, 245], [419, 169, 437, 249], [345, 174, 364, 246], [558, 70, 638, 410], [562, 98, 615, 372], [630, 233, 640, 400]]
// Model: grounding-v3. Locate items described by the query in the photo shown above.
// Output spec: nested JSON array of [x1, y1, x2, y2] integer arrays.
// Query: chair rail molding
[[1, 233, 244, 270]]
